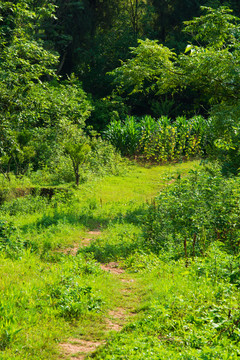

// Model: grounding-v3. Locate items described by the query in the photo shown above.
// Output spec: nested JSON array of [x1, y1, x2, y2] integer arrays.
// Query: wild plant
[[88, 137, 125, 176], [143, 168, 240, 262], [0, 195, 48, 215], [49, 276, 103, 319]]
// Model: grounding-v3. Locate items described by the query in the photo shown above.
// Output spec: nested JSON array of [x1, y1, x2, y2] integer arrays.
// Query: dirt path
[[59, 230, 138, 360]]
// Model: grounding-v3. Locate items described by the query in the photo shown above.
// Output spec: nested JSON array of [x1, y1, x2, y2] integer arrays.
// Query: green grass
[[77, 160, 199, 204], [0, 252, 123, 359], [1, 159, 208, 359], [93, 250, 240, 360]]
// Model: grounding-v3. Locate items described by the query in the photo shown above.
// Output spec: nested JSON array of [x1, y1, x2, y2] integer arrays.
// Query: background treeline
[[43, 0, 240, 98], [39, 0, 240, 117]]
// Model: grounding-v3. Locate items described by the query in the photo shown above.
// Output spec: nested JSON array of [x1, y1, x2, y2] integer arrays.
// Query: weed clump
[[49, 276, 103, 319]]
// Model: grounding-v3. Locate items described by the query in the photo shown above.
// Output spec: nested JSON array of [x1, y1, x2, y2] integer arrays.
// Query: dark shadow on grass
[[19, 204, 149, 263], [78, 237, 144, 263], [21, 206, 148, 231], [123, 206, 147, 226], [21, 212, 109, 233], [20, 203, 149, 238]]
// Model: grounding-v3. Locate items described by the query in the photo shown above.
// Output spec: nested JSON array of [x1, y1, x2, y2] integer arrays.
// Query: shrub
[[48, 274, 103, 319], [89, 94, 129, 132], [88, 137, 126, 176], [143, 167, 240, 261]]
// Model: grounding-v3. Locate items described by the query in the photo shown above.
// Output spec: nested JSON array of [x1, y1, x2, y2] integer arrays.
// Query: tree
[[0, 1, 93, 177], [110, 6, 240, 173], [60, 122, 91, 186], [0, 0, 58, 131]]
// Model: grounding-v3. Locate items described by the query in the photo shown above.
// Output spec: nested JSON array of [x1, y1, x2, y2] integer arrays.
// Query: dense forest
[[1, 0, 240, 180], [1, 1, 240, 359]]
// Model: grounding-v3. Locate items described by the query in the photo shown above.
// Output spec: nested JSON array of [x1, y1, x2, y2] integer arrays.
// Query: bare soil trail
[[59, 230, 139, 360]]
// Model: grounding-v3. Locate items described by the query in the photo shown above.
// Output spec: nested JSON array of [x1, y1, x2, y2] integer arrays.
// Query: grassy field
[[1, 159, 239, 360]]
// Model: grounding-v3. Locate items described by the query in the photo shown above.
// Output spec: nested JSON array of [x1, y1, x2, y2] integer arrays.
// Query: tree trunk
[[75, 166, 80, 186]]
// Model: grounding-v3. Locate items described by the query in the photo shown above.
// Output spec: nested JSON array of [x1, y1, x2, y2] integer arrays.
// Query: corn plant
[[104, 114, 212, 162]]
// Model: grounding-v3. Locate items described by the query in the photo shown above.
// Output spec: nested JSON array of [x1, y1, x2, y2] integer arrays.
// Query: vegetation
[[104, 115, 212, 160], [1, 2, 239, 177], [110, 6, 240, 174], [0, 161, 195, 358], [143, 166, 240, 260], [1, 1, 240, 359], [0, 161, 240, 359]]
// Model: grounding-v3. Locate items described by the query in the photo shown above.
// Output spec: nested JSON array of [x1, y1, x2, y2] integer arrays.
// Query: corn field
[[103, 115, 213, 162]]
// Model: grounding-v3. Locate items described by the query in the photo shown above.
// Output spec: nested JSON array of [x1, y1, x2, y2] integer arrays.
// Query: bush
[[88, 137, 126, 176], [143, 167, 240, 261], [89, 94, 129, 132], [49, 276, 103, 319]]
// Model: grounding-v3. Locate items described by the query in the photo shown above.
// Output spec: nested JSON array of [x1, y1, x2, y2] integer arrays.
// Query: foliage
[[20, 78, 92, 129], [40, 0, 240, 102], [104, 115, 212, 161], [60, 123, 91, 186], [1, 1, 240, 356], [0, 128, 35, 179], [49, 276, 103, 319], [110, 6, 240, 171], [143, 167, 240, 261], [0, 2, 93, 179], [110, 39, 177, 95], [0, 78, 93, 176], [88, 138, 126, 177], [110, 6, 240, 104], [210, 102, 240, 176], [89, 94, 130, 132], [28, 138, 125, 186], [0, 0, 58, 119]]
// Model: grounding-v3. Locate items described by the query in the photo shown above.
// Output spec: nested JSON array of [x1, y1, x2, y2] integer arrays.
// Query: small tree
[[60, 122, 91, 186]]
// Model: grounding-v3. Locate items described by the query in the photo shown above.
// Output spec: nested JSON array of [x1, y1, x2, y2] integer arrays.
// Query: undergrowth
[[94, 245, 240, 360], [1, 160, 239, 359]]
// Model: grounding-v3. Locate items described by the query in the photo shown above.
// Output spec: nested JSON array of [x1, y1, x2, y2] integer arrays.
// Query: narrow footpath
[[59, 230, 140, 360]]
